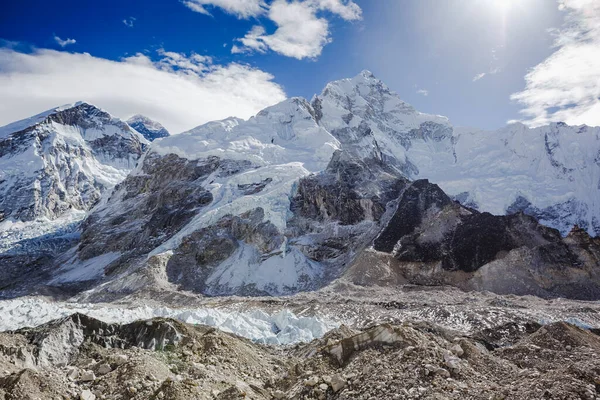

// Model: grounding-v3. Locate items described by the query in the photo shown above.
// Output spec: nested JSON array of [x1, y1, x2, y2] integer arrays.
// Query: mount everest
[[126, 115, 170, 142], [0, 71, 599, 300]]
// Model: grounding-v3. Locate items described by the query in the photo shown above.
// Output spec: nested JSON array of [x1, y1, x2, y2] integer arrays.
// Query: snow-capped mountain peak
[[126, 114, 170, 141], [312, 71, 600, 237], [153, 96, 339, 174], [0, 101, 93, 139], [0, 102, 147, 238], [313, 71, 453, 176]]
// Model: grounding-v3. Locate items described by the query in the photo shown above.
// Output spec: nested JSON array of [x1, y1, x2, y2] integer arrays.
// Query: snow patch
[[205, 244, 323, 295], [50, 252, 121, 283]]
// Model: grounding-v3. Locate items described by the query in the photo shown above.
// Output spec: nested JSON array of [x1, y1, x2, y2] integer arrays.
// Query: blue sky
[[0, 0, 598, 133]]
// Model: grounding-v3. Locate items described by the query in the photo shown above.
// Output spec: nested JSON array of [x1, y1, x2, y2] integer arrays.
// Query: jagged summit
[[126, 114, 170, 141], [0, 101, 147, 243], [312, 70, 453, 176], [0, 101, 91, 138], [0, 102, 148, 142]]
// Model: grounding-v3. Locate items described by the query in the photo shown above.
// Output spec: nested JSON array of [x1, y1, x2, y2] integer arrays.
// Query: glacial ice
[[0, 298, 339, 345]]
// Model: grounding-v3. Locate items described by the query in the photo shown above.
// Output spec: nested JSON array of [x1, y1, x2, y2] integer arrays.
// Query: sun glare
[[489, 0, 516, 13]]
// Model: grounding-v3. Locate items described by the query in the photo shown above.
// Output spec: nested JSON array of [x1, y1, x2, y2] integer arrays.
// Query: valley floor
[[1, 284, 600, 399]]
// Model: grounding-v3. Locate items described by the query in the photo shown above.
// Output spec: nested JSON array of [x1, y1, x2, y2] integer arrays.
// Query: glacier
[[0, 297, 338, 345]]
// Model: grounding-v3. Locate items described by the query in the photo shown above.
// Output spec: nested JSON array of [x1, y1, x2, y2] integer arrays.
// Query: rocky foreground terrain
[[1, 285, 600, 400]]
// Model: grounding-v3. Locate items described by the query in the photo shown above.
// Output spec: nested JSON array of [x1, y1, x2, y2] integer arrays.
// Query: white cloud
[[416, 89, 429, 96], [227, 0, 361, 59], [309, 0, 361, 20], [53, 36, 76, 47], [182, 0, 266, 18], [472, 67, 501, 82], [473, 72, 486, 82], [123, 17, 136, 27], [154, 48, 213, 74], [233, 25, 269, 54], [510, 0, 600, 127], [0, 47, 286, 134]]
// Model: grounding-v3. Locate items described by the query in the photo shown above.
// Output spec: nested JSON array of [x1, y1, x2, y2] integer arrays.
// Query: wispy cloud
[[123, 17, 136, 27], [0, 47, 286, 133], [473, 67, 501, 82], [53, 36, 76, 47], [472, 73, 486, 82], [232, 25, 268, 54], [416, 89, 429, 96], [510, 0, 600, 127], [182, 0, 267, 18]]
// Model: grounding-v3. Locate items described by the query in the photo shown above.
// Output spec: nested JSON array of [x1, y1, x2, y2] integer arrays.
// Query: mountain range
[[0, 71, 599, 300]]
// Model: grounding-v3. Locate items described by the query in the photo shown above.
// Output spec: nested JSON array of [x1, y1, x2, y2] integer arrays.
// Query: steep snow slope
[[127, 114, 170, 141], [314, 71, 600, 236], [154, 99, 338, 172], [0, 102, 148, 256], [418, 123, 600, 236]]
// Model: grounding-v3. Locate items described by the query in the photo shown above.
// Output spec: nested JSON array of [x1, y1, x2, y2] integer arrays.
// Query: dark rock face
[[287, 151, 406, 278], [291, 151, 406, 226], [77, 153, 221, 264], [367, 179, 600, 299], [374, 180, 559, 272], [165, 208, 283, 294], [444, 214, 512, 271], [292, 171, 369, 226], [374, 180, 452, 253]]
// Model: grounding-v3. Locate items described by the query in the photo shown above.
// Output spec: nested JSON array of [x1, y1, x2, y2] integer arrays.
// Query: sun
[[488, 0, 517, 13]]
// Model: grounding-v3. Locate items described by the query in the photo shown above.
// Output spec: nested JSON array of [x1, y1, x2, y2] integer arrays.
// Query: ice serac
[[126, 114, 170, 141]]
